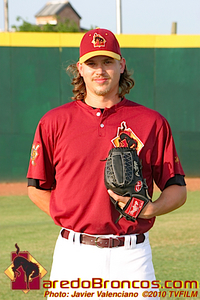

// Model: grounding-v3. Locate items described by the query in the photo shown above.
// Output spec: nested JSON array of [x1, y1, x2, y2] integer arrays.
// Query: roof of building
[[35, 1, 81, 19]]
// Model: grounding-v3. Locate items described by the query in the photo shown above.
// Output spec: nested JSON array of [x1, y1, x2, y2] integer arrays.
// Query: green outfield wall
[[0, 33, 200, 181]]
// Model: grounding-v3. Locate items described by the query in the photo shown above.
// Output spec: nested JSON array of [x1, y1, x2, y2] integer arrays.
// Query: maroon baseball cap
[[79, 28, 122, 63]]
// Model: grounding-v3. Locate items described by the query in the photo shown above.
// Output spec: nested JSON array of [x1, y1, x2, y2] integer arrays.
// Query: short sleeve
[[151, 117, 185, 191], [27, 120, 55, 189]]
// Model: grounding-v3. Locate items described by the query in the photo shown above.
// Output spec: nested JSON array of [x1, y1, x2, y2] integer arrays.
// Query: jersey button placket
[[95, 109, 107, 137], [98, 113, 107, 137], [99, 122, 106, 136]]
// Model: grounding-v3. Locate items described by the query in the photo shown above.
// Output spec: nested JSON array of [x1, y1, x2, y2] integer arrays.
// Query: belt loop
[[124, 236, 131, 249], [74, 232, 81, 246], [130, 235, 137, 249], [125, 235, 137, 249], [144, 231, 148, 242]]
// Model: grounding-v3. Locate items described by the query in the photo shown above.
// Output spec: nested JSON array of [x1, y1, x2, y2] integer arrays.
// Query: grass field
[[0, 191, 199, 300]]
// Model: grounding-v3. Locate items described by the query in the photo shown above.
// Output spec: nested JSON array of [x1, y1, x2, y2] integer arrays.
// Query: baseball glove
[[104, 147, 151, 223]]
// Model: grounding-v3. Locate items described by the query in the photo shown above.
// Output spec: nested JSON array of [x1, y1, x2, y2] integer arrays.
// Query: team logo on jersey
[[111, 121, 144, 153], [175, 156, 179, 163], [4, 243, 47, 293], [92, 33, 106, 47], [31, 144, 40, 166]]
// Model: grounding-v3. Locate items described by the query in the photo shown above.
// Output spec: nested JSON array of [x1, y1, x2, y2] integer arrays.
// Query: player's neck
[[84, 93, 121, 109]]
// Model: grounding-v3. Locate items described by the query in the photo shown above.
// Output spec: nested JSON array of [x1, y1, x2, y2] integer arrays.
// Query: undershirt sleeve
[[164, 174, 186, 189], [27, 178, 51, 190]]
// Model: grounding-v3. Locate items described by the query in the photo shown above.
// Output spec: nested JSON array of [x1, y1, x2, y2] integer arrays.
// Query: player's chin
[[94, 88, 110, 96]]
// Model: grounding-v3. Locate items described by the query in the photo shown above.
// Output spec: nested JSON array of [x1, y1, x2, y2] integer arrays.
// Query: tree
[[12, 17, 80, 32]]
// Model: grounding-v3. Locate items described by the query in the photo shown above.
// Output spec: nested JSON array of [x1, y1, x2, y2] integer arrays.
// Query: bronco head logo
[[92, 33, 106, 47]]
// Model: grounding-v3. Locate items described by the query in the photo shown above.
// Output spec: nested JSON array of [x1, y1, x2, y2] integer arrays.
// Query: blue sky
[[1, 0, 200, 34]]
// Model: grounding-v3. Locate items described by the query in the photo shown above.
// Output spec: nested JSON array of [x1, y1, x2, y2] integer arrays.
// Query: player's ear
[[120, 57, 126, 74], [77, 62, 83, 76]]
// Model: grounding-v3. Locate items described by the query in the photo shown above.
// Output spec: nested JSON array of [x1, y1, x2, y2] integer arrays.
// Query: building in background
[[35, 1, 81, 29]]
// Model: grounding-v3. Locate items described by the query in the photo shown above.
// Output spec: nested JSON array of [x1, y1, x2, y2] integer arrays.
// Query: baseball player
[[27, 28, 186, 299]]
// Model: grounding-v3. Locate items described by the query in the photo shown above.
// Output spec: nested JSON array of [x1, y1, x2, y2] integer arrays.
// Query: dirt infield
[[0, 178, 199, 196]]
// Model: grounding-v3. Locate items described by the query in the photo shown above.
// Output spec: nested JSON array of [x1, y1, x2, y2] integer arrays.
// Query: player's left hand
[[107, 189, 154, 219]]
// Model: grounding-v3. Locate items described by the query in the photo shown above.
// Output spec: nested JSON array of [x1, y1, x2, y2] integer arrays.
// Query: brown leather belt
[[61, 229, 145, 248]]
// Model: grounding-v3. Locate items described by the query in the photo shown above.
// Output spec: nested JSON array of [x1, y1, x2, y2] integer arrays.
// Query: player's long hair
[[66, 63, 135, 101]]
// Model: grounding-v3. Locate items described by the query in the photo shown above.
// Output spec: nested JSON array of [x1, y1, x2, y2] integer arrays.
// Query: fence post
[[171, 22, 177, 34], [4, 0, 9, 32]]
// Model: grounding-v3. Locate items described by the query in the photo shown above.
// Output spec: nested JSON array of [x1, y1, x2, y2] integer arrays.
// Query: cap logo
[[92, 33, 106, 48]]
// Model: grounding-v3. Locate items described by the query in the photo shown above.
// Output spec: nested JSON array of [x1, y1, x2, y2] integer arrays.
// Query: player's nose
[[95, 64, 106, 74]]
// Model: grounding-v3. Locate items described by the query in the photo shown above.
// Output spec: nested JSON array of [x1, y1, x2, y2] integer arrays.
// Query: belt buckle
[[95, 236, 120, 248]]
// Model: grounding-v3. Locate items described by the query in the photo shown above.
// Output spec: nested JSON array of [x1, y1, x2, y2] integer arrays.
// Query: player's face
[[77, 56, 125, 100]]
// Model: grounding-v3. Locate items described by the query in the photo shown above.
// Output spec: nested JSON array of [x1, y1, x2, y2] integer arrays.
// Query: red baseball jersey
[[27, 98, 185, 235]]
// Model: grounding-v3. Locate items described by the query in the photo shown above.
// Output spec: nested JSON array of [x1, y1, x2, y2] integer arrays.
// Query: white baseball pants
[[46, 229, 159, 300]]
